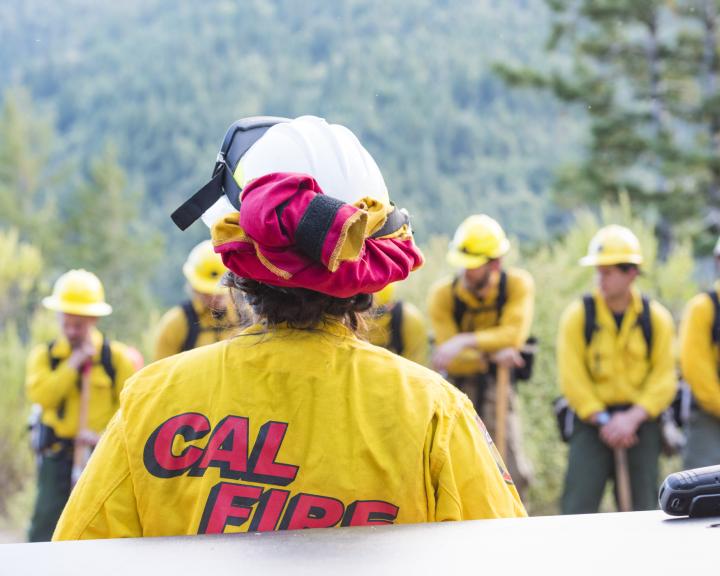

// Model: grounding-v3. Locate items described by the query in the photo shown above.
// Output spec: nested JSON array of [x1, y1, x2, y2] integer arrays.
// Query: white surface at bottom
[[1, 511, 717, 576]]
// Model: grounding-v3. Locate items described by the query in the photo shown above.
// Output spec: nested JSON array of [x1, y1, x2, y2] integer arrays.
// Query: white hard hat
[[200, 116, 388, 227]]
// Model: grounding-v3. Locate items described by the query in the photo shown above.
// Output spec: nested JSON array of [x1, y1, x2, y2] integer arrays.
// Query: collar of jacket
[[591, 287, 645, 338], [48, 327, 104, 359], [454, 269, 502, 307], [238, 319, 355, 340]]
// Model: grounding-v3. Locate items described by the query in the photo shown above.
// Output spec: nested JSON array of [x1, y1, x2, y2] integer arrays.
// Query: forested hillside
[[0, 0, 581, 259], [2, 1, 717, 529]]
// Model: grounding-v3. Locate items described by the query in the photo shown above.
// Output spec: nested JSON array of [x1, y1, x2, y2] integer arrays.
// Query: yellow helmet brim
[[579, 254, 644, 267], [447, 250, 490, 269], [184, 266, 227, 295], [42, 296, 112, 317], [447, 238, 510, 269]]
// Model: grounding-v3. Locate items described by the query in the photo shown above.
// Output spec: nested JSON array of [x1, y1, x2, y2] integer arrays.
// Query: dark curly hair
[[223, 271, 373, 331]]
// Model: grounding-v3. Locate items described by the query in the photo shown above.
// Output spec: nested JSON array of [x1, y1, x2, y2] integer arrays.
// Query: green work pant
[[28, 450, 72, 542], [561, 417, 661, 514], [683, 409, 720, 470]]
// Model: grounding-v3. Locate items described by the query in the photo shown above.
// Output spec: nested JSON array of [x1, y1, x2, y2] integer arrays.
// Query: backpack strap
[[708, 290, 720, 344], [452, 272, 508, 333], [47, 340, 61, 371], [47, 336, 117, 408], [496, 270, 507, 320], [582, 294, 597, 346], [100, 335, 117, 391], [637, 295, 653, 359], [583, 293, 653, 358], [181, 300, 201, 351], [389, 302, 405, 355], [451, 277, 467, 331]]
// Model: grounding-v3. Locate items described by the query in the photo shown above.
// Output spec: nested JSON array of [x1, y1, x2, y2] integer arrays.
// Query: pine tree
[[0, 88, 63, 256], [61, 144, 164, 340], [497, 1, 718, 246], [0, 229, 45, 517]]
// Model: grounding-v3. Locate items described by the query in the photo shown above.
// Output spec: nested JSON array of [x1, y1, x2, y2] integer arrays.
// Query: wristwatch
[[595, 411, 611, 427]]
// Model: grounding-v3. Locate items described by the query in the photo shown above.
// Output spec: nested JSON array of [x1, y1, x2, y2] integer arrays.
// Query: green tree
[[0, 0, 583, 246], [61, 144, 164, 341], [0, 228, 46, 520], [497, 1, 720, 246], [0, 88, 62, 257]]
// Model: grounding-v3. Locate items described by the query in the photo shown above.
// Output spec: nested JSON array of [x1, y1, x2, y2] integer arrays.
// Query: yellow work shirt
[[364, 302, 429, 366], [54, 322, 525, 540], [153, 296, 244, 361], [680, 285, 720, 417], [557, 289, 676, 420], [26, 329, 136, 439], [427, 268, 534, 376]]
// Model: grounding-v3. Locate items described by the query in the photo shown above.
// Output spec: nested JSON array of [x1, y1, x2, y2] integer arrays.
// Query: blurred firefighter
[[26, 269, 137, 541], [557, 225, 676, 513], [428, 214, 535, 497], [154, 240, 246, 360], [365, 282, 428, 365], [679, 236, 720, 469]]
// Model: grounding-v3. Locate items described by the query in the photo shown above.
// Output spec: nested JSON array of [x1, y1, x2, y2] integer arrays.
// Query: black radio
[[659, 465, 720, 517]]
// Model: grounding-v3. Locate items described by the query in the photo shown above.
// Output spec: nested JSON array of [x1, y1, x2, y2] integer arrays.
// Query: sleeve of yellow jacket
[[474, 269, 534, 353], [401, 302, 429, 366], [428, 279, 461, 346], [26, 344, 78, 411], [53, 410, 142, 540], [431, 394, 526, 520], [153, 306, 189, 361], [681, 294, 720, 417], [557, 300, 606, 420], [111, 342, 138, 399], [634, 302, 676, 418]]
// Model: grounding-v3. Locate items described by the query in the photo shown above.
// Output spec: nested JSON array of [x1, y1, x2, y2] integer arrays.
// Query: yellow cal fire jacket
[[427, 268, 534, 376], [557, 289, 676, 420], [364, 302, 429, 365], [680, 285, 720, 418], [153, 296, 244, 361], [26, 329, 136, 439], [54, 322, 525, 539]]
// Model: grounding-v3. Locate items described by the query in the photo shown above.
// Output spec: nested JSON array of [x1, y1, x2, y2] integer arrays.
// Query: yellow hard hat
[[580, 225, 643, 267], [42, 269, 112, 317], [183, 240, 228, 295], [373, 283, 396, 307], [447, 214, 510, 269]]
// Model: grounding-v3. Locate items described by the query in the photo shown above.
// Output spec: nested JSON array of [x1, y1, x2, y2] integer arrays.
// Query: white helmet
[[240, 116, 388, 204], [190, 116, 389, 229]]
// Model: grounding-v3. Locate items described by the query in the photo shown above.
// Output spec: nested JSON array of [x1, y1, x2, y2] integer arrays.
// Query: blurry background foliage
[[0, 0, 716, 527]]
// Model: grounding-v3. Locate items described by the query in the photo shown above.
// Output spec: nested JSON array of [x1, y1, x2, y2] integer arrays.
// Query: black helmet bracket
[[171, 116, 291, 231]]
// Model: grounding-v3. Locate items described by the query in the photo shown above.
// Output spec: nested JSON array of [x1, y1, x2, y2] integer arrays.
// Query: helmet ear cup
[[172, 116, 291, 231], [218, 117, 291, 210]]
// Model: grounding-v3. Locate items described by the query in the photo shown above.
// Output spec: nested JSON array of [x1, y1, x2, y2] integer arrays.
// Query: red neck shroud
[[212, 172, 424, 298]]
